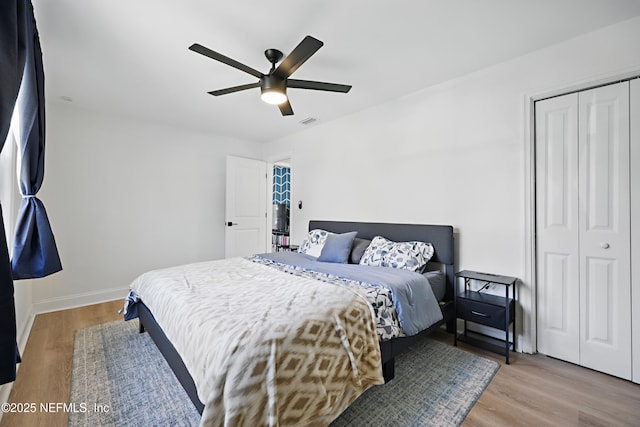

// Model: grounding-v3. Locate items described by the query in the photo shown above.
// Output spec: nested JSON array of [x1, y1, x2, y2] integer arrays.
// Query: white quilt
[[130, 257, 384, 426]]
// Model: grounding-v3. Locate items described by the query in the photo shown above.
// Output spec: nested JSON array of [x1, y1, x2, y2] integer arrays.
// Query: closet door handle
[[600, 242, 610, 249]]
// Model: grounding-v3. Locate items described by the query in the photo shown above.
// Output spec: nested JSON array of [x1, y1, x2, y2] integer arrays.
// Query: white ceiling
[[34, 0, 640, 143]]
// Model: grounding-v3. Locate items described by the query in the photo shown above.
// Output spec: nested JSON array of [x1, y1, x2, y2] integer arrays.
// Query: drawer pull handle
[[471, 311, 488, 317]]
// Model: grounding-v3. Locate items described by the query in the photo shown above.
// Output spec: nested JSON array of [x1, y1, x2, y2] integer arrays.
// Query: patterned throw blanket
[[128, 257, 385, 426]]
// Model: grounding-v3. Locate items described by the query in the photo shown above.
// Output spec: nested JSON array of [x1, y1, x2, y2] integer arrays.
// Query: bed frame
[[137, 220, 456, 415]]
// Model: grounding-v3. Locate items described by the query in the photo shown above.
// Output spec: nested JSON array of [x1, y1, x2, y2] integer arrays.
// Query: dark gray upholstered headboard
[[308, 220, 455, 300], [308, 220, 454, 265]]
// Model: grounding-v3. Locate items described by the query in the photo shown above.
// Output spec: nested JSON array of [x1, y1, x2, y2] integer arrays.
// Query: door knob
[[226, 222, 238, 227], [600, 242, 610, 249]]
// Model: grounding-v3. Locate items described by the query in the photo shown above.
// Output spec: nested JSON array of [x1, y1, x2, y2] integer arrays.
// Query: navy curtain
[[0, 0, 26, 387], [0, 0, 61, 385], [10, 0, 61, 279]]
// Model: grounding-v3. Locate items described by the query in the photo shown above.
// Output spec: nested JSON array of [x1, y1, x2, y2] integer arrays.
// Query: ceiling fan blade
[[274, 36, 323, 79], [189, 43, 263, 79], [208, 82, 260, 96], [287, 79, 351, 93], [278, 99, 294, 116]]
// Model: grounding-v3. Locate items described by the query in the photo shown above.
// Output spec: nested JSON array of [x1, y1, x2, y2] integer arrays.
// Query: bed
[[125, 220, 455, 426]]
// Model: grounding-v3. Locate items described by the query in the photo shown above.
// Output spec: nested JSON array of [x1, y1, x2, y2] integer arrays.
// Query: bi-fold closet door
[[536, 80, 638, 382]]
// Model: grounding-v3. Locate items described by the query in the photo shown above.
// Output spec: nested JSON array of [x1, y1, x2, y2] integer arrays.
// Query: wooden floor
[[1, 300, 639, 427]]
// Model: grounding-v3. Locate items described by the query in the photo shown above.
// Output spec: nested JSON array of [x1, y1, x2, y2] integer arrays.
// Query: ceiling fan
[[188, 35, 352, 116]]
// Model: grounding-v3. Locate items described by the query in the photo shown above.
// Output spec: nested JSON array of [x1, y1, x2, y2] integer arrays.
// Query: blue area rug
[[69, 320, 499, 426]]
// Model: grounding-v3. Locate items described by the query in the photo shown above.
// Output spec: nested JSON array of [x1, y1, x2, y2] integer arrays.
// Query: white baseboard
[[32, 287, 128, 315]]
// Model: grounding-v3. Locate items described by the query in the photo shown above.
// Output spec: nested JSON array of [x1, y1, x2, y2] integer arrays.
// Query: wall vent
[[299, 117, 317, 125]]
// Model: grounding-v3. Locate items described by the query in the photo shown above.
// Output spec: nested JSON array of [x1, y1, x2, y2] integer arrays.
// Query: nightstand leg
[[513, 308, 516, 353], [505, 334, 509, 364], [513, 284, 517, 353], [505, 286, 510, 364], [505, 328, 510, 364], [453, 317, 457, 346]]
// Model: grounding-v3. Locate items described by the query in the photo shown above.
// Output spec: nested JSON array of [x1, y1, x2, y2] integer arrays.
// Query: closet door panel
[[535, 93, 580, 364], [578, 82, 631, 380], [631, 78, 639, 384]]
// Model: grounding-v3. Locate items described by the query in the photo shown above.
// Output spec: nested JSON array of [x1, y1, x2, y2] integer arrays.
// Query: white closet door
[[536, 93, 580, 364], [630, 78, 639, 384], [577, 82, 631, 380]]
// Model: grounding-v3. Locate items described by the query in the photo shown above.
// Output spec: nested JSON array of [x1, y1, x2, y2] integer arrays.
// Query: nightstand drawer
[[457, 298, 507, 329]]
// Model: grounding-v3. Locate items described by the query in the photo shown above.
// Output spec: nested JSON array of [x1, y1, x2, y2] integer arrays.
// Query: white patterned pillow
[[359, 235, 434, 272], [298, 229, 332, 257]]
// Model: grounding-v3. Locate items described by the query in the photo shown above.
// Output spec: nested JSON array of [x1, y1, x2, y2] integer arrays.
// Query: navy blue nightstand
[[454, 270, 518, 364]]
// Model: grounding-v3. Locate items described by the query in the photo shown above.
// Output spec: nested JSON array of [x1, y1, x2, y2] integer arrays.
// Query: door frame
[[524, 69, 640, 354]]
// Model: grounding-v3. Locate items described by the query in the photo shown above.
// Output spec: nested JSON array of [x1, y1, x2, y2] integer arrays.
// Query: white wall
[[263, 16, 640, 352], [32, 104, 262, 312]]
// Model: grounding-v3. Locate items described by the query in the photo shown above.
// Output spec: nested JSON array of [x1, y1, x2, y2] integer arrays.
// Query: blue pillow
[[317, 231, 358, 263]]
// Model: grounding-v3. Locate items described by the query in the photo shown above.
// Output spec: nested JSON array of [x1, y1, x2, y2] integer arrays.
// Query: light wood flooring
[[1, 300, 639, 427]]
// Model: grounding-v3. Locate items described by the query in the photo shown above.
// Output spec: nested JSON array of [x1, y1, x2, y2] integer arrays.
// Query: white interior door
[[225, 155, 267, 258], [578, 82, 631, 379], [535, 93, 581, 364]]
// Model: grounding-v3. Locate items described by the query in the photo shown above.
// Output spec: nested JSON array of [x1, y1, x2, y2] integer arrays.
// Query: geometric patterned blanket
[[128, 257, 384, 426]]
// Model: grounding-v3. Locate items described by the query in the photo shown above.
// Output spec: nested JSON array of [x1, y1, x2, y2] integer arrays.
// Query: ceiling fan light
[[261, 90, 287, 105], [260, 74, 287, 105]]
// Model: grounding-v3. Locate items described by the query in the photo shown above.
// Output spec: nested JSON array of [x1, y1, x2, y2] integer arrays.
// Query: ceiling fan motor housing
[[261, 74, 286, 95]]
